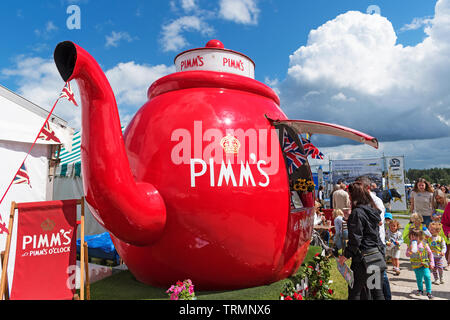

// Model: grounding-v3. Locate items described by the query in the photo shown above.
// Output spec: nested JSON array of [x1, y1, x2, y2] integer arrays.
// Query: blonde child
[[386, 220, 403, 275], [428, 222, 447, 284], [405, 228, 435, 299], [333, 209, 348, 250], [402, 213, 430, 245]]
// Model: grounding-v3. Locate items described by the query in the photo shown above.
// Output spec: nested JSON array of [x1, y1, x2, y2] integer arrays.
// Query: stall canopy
[[269, 118, 379, 149], [55, 127, 126, 177], [56, 130, 82, 177]]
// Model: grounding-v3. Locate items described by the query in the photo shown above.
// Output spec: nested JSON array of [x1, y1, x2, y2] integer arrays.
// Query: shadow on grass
[[89, 269, 291, 300], [89, 246, 348, 300], [90, 270, 168, 300]]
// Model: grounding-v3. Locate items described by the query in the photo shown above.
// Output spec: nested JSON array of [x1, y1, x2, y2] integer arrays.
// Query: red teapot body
[[54, 40, 376, 289]]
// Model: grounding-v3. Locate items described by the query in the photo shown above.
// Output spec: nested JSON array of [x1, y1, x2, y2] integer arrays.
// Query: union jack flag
[[38, 121, 61, 143], [13, 163, 31, 187], [301, 137, 324, 160], [282, 130, 307, 174], [59, 82, 78, 107], [0, 221, 8, 235]]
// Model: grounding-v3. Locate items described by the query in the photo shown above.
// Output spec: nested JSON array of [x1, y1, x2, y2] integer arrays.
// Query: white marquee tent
[[0, 84, 74, 290]]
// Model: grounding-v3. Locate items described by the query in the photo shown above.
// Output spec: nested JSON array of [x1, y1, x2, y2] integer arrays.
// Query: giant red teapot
[[53, 40, 378, 290]]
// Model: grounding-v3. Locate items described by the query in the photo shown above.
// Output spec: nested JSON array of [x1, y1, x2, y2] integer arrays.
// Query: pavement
[[388, 218, 450, 300]]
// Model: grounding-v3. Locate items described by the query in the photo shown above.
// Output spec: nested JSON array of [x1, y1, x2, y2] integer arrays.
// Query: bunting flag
[[0, 82, 74, 236], [13, 163, 31, 187], [282, 130, 307, 174], [300, 136, 324, 160], [38, 121, 61, 143], [58, 82, 78, 107], [0, 221, 8, 235]]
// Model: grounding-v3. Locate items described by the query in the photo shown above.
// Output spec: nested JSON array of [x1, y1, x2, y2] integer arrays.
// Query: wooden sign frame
[[0, 198, 90, 300]]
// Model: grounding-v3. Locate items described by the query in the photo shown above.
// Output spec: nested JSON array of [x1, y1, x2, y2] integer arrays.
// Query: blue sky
[[0, 0, 435, 82], [0, 0, 449, 170]]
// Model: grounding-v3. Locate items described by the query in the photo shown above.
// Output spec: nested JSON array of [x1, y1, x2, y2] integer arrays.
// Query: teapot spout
[[54, 41, 166, 246]]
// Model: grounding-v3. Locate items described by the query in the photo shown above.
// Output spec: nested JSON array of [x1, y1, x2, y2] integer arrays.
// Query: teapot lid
[[174, 39, 255, 79]]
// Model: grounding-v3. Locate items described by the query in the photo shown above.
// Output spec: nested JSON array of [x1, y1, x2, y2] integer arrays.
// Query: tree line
[[405, 168, 450, 185]]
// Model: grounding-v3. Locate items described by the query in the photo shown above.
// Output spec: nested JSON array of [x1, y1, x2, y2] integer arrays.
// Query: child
[[386, 220, 403, 275], [314, 201, 330, 244], [333, 209, 348, 251], [384, 212, 393, 224], [384, 212, 393, 264], [314, 201, 325, 226], [432, 209, 444, 222], [428, 222, 447, 284], [405, 228, 435, 299], [402, 213, 430, 245]]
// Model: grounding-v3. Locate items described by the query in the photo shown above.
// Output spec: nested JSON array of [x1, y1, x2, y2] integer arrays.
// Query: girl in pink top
[[440, 202, 450, 267]]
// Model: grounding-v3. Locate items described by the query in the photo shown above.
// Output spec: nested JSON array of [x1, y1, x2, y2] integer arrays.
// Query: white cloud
[[399, 16, 433, 32], [181, 0, 198, 12], [160, 16, 214, 52], [264, 77, 280, 95], [46, 21, 58, 32], [218, 0, 260, 25], [331, 92, 355, 102], [278, 0, 450, 148], [2, 56, 82, 129], [2, 56, 174, 130], [161, 0, 260, 52], [105, 31, 137, 48], [106, 62, 175, 107], [34, 21, 58, 38]]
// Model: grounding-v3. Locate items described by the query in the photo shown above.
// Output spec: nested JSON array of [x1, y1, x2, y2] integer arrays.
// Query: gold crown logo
[[220, 134, 241, 154], [41, 218, 55, 232]]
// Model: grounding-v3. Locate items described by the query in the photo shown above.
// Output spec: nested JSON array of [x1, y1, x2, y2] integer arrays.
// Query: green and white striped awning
[[55, 127, 125, 177], [55, 130, 81, 177]]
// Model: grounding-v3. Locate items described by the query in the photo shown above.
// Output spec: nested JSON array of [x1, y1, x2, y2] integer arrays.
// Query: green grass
[[389, 210, 411, 220], [391, 210, 409, 214], [88, 246, 350, 300]]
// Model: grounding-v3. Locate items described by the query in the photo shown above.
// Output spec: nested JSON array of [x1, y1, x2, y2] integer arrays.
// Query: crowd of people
[[313, 177, 450, 300]]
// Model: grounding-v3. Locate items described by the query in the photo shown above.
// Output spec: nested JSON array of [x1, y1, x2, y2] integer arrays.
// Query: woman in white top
[[410, 178, 434, 227]]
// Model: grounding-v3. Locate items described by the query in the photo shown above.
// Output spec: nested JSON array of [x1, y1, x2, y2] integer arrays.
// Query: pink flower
[[170, 293, 179, 300], [293, 292, 303, 300], [189, 285, 194, 294], [174, 286, 182, 295], [166, 285, 175, 293]]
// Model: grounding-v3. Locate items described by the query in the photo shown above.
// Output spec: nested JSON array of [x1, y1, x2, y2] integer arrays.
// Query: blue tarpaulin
[[77, 232, 120, 264]]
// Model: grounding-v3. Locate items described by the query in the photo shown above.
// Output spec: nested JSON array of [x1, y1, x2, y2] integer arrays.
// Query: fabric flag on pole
[[282, 130, 307, 174], [13, 163, 31, 187], [58, 82, 78, 107], [38, 121, 61, 143], [301, 137, 324, 160]]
